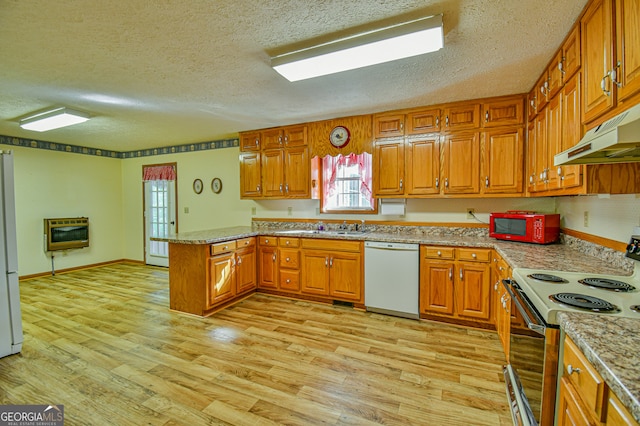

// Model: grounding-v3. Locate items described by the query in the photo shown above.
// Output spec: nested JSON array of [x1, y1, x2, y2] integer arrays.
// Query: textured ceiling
[[0, 0, 589, 152]]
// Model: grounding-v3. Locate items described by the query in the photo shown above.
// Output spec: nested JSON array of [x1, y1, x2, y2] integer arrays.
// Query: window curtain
[[322, 152, 373, 203], [143, 165, 176, 181]]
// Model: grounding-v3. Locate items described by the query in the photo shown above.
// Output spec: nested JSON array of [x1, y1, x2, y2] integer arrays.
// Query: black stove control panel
[[626, 236, 640, 261]]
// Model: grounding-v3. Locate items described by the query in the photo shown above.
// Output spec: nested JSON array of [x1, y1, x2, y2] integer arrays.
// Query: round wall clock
[[193, 178, 203, 194], [211, 177, 222, 194], [329, 125, 350, 148]]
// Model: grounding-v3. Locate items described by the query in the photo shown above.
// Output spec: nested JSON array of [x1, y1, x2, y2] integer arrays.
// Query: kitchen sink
[[275, 229, 320, 234]]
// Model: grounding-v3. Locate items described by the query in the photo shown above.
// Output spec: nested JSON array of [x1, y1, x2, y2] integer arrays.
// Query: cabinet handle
[[285, 183, 289, 193], [459, 268, 463, 280], [485, 111, 489, 122], [449, 268, 453, 280], [611, 63, 622, 88], [445, 178, 449, 188], [567, 364, 581, 375], [255, 138, 259, 147], [329, 257, 334, 267], [436, 116, 440, 127], [529, 175, 535, 184], [485, 176, 489, 187], [278, 135, 283, 145], [494, 281, 499, 291], [445, 115, 449, 127], [601, 73, 611, 96], [399, 179, 403, 189], [325, 257, 329, 267], [279, 183, 283, 193], [272, 253, 276, 261], [284, 135, 289, 145], [257, 184, 261, 192], [435, 177, 439, 188], [237, 256, 242, 265], [529, 98, 536, 111], [400, 122, 404, 130], [558, 57, 565, 75]]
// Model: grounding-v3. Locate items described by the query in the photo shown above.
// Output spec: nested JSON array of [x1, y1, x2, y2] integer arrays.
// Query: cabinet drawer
[[279, 237, 300, 248], [280, 269, 300, 291], [423, 246, 455, 259], [259, 236, 278, 247], [211, 240, 237, 255], [563, 336, 606, 422], [236, 237, 255, 249], [301, 238, 361, 252], [279, 249, 300, 269], [457, 248, 491, 262]]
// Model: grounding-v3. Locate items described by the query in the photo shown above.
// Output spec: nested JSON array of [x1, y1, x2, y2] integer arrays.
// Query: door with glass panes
[[144, 179, 176, 267]]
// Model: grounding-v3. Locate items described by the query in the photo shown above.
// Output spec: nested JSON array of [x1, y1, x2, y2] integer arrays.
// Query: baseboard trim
[[20, 259, 146, 281]]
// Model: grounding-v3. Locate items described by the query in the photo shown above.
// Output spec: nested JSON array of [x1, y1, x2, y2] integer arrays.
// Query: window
[[321, 152, 376, 213]]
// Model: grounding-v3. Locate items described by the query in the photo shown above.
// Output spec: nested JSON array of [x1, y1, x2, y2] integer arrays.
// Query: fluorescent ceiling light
[[271, 14, 444, 82], [19, 107, 90, 132]]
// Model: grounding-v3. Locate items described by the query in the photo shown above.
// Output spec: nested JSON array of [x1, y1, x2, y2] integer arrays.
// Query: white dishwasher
[[364, 241, 419, 319]]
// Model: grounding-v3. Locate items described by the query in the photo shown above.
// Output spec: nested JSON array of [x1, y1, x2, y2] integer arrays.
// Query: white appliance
[[0, 150, 23, 358], [364, 241, 419, 319], [503, 231, 640, 426]]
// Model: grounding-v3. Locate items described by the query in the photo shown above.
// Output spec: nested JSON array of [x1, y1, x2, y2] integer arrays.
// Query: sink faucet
[[339, 220, 348, 231], [355, 219, 365, 232]]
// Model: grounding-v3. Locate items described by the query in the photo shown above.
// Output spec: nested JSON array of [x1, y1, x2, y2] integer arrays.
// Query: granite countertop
[[557, 312, 640, 423]]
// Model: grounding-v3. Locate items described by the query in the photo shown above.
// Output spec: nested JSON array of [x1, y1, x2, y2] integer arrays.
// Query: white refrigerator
[[0, 150, 23, 358]]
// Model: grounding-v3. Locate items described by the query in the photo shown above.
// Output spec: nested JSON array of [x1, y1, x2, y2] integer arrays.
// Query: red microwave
[[489, 211, 560, 244]]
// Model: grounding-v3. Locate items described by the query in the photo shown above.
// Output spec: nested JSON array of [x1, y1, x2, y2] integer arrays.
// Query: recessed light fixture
[[271, 14, 444, 82], [19, 107, 90, 132]]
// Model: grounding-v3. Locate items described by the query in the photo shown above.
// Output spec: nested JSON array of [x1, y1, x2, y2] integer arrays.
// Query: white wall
[[556, 194, 640, 244], [3, 145, 123, 276]]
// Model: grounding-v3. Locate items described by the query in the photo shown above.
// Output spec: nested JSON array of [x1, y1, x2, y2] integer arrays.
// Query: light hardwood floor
[[0, 263, 513, 425]]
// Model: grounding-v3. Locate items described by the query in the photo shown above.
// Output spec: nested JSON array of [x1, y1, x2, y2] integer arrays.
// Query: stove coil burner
[[631, 305, 640, 313], [578, 278, 636, 292], [549, 293, 620, 313], [528, 273, 568, 283]]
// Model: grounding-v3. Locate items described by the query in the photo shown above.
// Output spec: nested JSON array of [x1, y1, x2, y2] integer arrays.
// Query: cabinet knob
[[223, 245, 228, 250], [286, 279, 291, 283], [437, 250, 442, 256], [472, 253, 477, 259], [567, 364, 581, 375], [265, 239, 269, 243], [286, 257, 291, 262]]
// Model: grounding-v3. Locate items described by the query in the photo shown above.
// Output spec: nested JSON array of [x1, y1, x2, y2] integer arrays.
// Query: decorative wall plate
[[193, 178, 203, 194], [211, 177, 222, 194]]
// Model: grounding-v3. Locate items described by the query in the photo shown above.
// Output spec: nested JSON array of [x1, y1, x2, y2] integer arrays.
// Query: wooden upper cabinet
[[548, 51, 565, 100], [283, 146, 310, 198], [482, 127, 524, 194], [561, 25, 581, 83], [546, 92, 563, 190], [262, 128, 284, 149], [261, 149, 284, 197], [442, 132, 480, 194], [239, 152, 261, 198], [443, 103, 480, 131], [240, 131, 261, 152], [283, 125, 307, 147], [527, 85, 538, 122], [406, 137, 441, 195], [407, 108, 441, 134], [615, 0, 640, 103], [373, 139, 405, 196], [535, 72, 550, 111], [582, 0, 615, 123], [526, 120, 537, 193], [482, 96, 524, 128], [373, 113, 405, 138], [559, 73, 583, 189]]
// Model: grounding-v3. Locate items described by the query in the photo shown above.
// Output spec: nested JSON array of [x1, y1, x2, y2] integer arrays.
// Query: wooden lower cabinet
[[558, 336, 639, 426], [258, 237, 278, 289], [420, 246, 492, 326], [169, 237, 256, 316], [300, 239, 363, 303]]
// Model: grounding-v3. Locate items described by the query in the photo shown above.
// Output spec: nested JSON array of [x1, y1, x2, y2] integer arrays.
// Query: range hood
[[554, 102, 640, 165]]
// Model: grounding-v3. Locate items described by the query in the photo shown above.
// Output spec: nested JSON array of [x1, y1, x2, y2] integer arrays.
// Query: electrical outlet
[[583, 211, 589, 227], [287, 207, 293, 216], [466, 208, 475, 219], [251, 207, 256, 215], [184, 207, 189, 214]]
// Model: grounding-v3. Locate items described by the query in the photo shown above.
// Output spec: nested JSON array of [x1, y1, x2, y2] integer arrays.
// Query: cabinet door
[[329, 252, 362, 301], [482, 128, 523, 194], [527, 120, 537, 193], [561, 25, 581, 83], [284, 146, 310, 198], [444, 103, 480, 131], [258, 246, 278, 289], [533, 108, 548, 192], [373, 140, 405, 196], [262, 128, 284, 149], [559, 73, 583, 189], [548, 51, 564, 100], [527, 85, 538, 122], [615, 0, 640, 103], [208, 253, 235, 307], [557, 377, 598, 426], [482, 97, 524, 128], [236, 246, 256, 294], [581, 0, 615, 123], [373, 114, 405, 138], [456, 262, 491, 321], [420, 261, 455, 315], [546, 94, 562, 190], [261, 149, 284, 198], [535, 72, 550, 111], [442, 132, 480, 194], [407, 108, 440, 134], [498, 286, 512, 360], [301, 250, 330, 296], [240, 131, 261, 152], [240, 152, 262, 198], [283, 125, 307, 147], [406, 137, 440, 195]]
